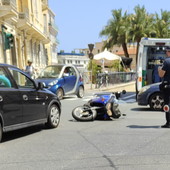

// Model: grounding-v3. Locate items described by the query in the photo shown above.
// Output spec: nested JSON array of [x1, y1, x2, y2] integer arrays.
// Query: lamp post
[[88, 44, 94, 89]]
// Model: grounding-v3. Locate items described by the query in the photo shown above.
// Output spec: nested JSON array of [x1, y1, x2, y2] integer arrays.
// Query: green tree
[[100, 9, 131, 58], [109, 60, 124, 72], [87, 60, 101, 83], [129, 5, 154, 63], [153, 10, 170, 38], [99, 5, 170, 69]]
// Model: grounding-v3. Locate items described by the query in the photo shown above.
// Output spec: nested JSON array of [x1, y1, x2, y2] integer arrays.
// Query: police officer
[[158, 46, 170, 128]]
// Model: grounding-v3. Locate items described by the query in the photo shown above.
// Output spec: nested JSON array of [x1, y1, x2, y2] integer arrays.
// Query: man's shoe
[[161, 124, 170, 128]]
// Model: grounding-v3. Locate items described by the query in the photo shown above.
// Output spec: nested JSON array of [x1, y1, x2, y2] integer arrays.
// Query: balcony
[[42, 0, 48, 10], [49, 22, 58, 35], [0, 0, 17, 19], [17, 9, 50, 44], [17, 9, 30, 29]]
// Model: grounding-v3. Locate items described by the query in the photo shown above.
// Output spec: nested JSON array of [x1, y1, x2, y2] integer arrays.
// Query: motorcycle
[[72, 90, 126, 121]]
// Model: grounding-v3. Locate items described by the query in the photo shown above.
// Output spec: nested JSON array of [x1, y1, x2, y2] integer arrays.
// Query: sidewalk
[[84, 81, 136, 92]]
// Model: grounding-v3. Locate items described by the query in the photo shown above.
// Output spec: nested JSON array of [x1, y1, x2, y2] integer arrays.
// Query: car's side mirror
[[37, 82, 44, 90]]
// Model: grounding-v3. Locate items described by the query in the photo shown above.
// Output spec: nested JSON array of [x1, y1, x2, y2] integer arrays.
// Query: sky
[[48, 0, 170, 53]]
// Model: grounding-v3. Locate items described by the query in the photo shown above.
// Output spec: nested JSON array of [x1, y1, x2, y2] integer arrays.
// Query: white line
[[122, 94, 135, 99]]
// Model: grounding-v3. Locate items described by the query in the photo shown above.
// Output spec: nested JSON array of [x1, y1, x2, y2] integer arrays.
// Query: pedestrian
[[158, 46, 170, 128], [25, 59, 36, 79]]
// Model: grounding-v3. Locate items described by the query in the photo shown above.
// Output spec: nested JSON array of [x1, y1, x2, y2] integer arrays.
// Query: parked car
[[0, 63, 61, 142], [36, 64, 84, 100], [137, 82, 164, 111]]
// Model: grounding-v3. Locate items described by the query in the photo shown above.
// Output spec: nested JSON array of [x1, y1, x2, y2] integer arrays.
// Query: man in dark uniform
[[158, 46, 170, 128]]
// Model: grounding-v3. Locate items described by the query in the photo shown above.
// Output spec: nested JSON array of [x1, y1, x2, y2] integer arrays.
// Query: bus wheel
[[149, 93, 164, 111]]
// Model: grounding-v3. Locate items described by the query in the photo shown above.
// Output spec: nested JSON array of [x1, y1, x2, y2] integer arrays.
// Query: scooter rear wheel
[[72, 105, 97, 121]]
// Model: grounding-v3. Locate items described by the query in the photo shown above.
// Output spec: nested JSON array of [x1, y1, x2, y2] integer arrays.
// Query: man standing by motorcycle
[[158, 47, 170, 128]]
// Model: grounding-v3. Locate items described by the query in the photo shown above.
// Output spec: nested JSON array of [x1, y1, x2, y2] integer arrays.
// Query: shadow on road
[[127, 125, 160, 129], [131, 107, 156, 112], [2, 124, 47, 143]]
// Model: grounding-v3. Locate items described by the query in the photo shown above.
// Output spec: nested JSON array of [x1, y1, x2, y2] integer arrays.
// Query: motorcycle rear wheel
[[72, 106, 97, 121]]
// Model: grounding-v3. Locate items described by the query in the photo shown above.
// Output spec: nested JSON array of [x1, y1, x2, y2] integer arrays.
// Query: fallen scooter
[[72, 90, 126, 121]]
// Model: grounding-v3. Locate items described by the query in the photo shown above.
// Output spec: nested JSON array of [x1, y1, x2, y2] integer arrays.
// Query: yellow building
[[0, 0, 58, 71]]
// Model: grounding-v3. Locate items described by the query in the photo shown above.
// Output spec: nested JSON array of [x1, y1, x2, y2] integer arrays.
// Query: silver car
[[137, 82, 164, 111]]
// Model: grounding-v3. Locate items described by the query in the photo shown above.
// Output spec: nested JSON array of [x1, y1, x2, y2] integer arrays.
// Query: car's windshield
[[38, 65, 63, 78]]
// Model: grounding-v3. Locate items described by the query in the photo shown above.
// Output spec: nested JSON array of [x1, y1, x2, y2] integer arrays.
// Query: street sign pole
[[88, 44, 94, 89]]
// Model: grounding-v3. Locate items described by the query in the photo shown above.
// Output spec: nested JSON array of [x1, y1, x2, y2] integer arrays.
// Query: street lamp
[[88, 44, 94, 89]]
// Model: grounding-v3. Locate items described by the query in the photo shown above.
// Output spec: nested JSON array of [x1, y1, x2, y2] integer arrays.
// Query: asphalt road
[[0, 90, 170, 170]]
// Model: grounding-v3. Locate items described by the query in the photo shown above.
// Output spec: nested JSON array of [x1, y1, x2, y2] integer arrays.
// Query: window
[[69, 67, 76, 76], [0, 68, 13, 88], [9, 69, 35, 89]]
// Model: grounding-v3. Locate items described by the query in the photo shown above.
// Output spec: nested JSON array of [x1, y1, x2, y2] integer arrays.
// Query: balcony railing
[[42, 0, 48, 10], [1, 0, 16, 7], [0, 0, 17, 18], [49, 22, 58, 33], [42, 0, 48, 5], [18, 9, 29, 22]]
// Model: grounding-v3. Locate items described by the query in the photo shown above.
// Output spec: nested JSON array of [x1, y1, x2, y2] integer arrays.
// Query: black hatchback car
[[0, 64, 61, 142]]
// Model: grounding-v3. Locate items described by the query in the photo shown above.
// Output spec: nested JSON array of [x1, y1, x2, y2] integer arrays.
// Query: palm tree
[[153, 10, 170, 38], [129, 5, 154, 63], [100, 9, 131, 58]]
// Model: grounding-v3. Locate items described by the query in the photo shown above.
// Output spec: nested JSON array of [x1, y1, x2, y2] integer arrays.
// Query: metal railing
[[1, 0, 16, 6], [18, 8, 29, 21], [95, 72, 136, 88]]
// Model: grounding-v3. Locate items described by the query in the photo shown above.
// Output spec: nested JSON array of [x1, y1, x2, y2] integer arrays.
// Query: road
[[0, 91, 170, 170]]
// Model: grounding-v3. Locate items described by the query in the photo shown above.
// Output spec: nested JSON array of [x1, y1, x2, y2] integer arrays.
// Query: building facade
[[0, 0, 58, 72], [57, 52, 89, 72]]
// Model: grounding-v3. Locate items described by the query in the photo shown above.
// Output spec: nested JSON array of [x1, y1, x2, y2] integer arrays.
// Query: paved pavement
[[84, 81, 136, 92]]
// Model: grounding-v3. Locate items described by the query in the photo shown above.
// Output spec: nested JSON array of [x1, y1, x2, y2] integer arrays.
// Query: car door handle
[[23, 95, 28, 101], [0, 96, 3, 102]]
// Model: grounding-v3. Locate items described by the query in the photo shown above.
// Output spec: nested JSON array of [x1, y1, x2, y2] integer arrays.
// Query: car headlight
[[138, 86, 150, 95], [48, 80, 58, 86]]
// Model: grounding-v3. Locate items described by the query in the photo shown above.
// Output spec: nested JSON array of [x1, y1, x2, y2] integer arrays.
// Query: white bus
[[136, 37, 170, 94]]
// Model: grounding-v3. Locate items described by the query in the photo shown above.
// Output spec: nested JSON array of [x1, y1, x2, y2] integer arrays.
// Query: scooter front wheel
[[72, 106, 97, 121], [112, 104, 121, 119], [112, 110, 121, 119]]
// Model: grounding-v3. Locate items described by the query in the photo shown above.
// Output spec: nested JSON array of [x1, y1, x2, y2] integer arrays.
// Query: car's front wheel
[[149, 92, 164, 111], [77, 86, 84, 98], [46, 104, 60, 128], [56, 88, 64, 100]]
